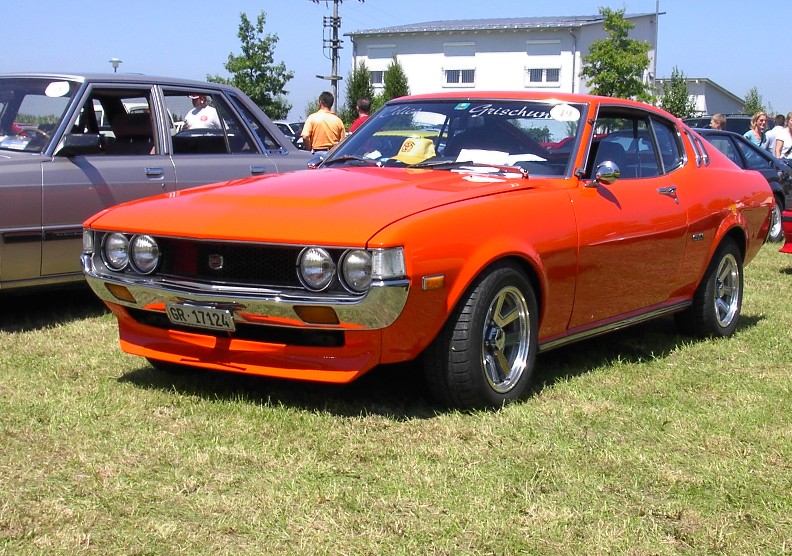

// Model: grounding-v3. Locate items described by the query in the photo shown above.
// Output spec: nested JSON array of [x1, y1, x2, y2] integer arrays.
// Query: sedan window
[[0, 77, 77, 153], [734, 139, 773, 171], [164, 91, 258, 155]]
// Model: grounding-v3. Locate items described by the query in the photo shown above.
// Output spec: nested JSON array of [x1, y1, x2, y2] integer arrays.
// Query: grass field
[[1, 245, 790, 555]]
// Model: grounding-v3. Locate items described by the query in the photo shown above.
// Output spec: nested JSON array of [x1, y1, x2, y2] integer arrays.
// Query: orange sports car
[[81, 92, 773, 409]]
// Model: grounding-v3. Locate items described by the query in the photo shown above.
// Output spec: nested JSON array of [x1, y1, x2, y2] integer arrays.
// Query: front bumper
[[82, 254, 410, 331]]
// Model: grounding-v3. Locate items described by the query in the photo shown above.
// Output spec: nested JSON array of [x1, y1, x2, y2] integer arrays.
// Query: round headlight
[[130, 235, 160, 274], [298, 247, 336, 291], [103, 233, 130, 271], [341, 250, 372, 292]]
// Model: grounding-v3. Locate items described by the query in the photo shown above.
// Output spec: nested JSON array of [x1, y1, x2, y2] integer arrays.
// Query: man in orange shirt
[[301, 91, 346, 155]]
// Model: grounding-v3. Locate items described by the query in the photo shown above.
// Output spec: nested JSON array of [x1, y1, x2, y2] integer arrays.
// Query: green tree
[[743, 87, 764, 115], [342, 61, 375, 126], [373, 57, 410, 110], [659, 66, 697, 118], [581, 7, 652, 102], [207, 11, 294, 119]]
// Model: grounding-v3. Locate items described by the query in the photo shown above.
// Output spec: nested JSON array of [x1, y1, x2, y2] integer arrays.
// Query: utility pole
[[311, 0, 365, 103]]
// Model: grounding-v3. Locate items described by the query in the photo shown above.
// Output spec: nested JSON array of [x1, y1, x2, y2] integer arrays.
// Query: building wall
[[350, 14, 657, 97]]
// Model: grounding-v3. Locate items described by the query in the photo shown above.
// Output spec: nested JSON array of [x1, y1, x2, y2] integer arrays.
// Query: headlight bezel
[[340, 249, 373, 293], [102, 232, 131, 271], [129, 234, 160, 274], [298, 246, 337, 292]]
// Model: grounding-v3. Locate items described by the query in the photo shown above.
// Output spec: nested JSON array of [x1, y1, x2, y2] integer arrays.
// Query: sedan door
[[162, 90, 279, 189], [40, 87, 176, 277]]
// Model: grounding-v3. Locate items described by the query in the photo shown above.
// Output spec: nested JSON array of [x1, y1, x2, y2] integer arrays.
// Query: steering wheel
[[19, 127, 50, 140]]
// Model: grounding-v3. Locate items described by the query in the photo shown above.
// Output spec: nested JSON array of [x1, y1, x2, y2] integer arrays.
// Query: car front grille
[[153, 238, 347, 290]]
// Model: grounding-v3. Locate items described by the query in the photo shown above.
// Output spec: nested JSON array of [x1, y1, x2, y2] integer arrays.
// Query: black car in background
[[684, 114, 752, 135], [696, 127, 790, 242]]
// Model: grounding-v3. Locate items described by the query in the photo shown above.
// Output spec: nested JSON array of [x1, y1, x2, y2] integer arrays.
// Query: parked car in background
[[0, 72, 311, 292], [683, 114, 752, 135], [274, 120, 306, 150], [695, 127, 791, 242], [81, 91, 772, 409]]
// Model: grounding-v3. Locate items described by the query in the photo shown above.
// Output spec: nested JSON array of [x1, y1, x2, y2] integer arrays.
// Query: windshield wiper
[[409, 159, 528, 177], [322, 155, 381, 167]]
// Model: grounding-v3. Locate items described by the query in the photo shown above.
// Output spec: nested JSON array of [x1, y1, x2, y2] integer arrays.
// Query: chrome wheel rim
[[769, 203, 782, 241], [714, 253, 740, 328], [481, 285, 531, 394]]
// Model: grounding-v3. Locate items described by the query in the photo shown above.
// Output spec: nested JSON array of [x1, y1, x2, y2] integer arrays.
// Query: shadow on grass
[[0, 285, 107, 332], [118, 313, 764, 418]]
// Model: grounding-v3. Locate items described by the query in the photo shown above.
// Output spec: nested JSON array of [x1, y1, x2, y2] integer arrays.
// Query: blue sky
[[4, 1, 790, 119]]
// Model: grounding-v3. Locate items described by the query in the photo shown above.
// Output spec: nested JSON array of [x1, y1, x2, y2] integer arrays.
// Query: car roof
[[0, 72, 237, 91]]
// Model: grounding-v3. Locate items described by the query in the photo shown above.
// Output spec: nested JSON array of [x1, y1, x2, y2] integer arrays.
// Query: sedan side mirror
[[56, 133, 105, 157]]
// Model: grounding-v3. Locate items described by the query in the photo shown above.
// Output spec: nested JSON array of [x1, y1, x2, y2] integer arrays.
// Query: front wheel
[[675, 238, 743, 338], [422, 265, 538, 409]]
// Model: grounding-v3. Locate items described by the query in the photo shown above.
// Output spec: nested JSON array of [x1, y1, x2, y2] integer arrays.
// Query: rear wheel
[[423, 265, 538, 409], [675, 238, 743, 337]]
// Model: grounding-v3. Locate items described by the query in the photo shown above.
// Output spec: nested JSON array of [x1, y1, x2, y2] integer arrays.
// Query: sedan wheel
[[423, 265, 538, 409], [675, 238, 743, 337]]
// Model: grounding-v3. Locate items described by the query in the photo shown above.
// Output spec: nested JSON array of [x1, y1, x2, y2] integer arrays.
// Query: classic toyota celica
[[81, 92, 773, 409]]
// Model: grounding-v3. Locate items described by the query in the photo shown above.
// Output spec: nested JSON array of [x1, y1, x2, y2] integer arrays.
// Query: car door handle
[[250, 166, 268, 175], [658, 186, 679, 204], [145, 167, 164, 178]]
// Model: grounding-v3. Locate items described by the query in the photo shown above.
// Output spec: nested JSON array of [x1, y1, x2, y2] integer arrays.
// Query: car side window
[[163, 91, 257, 155], [650, 117, 684, 173], [589, 114, 659, 179], [69, 89, 156, 155], [707, 137, 742, 166], [227, 93, 283, 152], [734, 140, 771, 171]]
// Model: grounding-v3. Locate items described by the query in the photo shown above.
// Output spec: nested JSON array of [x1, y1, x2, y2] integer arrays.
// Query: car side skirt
[[538, 300, 691, 352]]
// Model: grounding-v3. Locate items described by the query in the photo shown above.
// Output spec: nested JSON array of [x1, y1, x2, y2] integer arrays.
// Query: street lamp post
[[109, 58, 123, 73]]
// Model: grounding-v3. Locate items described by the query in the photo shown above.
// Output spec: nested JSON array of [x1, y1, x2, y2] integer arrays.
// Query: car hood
[[85, 166, 542, 245]]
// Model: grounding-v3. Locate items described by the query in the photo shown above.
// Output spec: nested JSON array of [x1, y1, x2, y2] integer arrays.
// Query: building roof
[[655, 77, 743, 106], [348, 13, 656, 36]]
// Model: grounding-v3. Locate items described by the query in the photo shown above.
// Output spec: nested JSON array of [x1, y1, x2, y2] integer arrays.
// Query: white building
[[655, 77, 744, 116], [347, 13, 660, 96]]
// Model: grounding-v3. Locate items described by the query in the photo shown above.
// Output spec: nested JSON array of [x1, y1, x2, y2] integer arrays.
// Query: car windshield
[[327, 98, 587, 176], [0, 77, 79, 153]]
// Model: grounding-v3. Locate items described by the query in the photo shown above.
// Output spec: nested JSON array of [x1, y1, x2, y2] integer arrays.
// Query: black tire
[[675, 238, 743, 338], [422, 265, 538, 409], [767, 197, 784, 243]]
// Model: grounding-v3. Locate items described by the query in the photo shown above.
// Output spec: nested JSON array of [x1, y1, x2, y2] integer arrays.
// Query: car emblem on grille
[[208, 254, 224, 270]]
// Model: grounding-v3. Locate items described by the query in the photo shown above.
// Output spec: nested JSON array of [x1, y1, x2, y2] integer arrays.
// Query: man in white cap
[[184, 94, 221, 130]]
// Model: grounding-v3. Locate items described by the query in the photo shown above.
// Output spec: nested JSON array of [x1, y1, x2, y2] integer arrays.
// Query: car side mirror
[[56, 133, 105, 157], [587, 160, 621, 187]]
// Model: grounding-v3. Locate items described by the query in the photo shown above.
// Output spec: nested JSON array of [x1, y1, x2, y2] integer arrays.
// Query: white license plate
[[165, 303, 235, 332]]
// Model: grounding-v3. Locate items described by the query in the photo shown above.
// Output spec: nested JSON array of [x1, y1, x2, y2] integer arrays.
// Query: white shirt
[[184, 105, 221, 129]]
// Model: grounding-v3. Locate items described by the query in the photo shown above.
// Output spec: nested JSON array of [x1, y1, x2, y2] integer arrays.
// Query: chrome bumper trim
[[82, 254, 410, 330]]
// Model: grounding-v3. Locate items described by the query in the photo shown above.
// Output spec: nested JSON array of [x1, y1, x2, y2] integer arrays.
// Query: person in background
[[183, 94, 221, 130], [773, 111, 792, 159], [301, 91, 345, 155], [764, 114, 786, 154], [743, 111, 768, 147], [348, 97, 371, 134], [709, 113, 727, 130]]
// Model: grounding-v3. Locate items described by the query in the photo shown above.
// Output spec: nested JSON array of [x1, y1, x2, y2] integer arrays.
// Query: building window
[[525, 68, 561, 87], [370, 71, 384, 86], [444, 69, 475, 87]]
